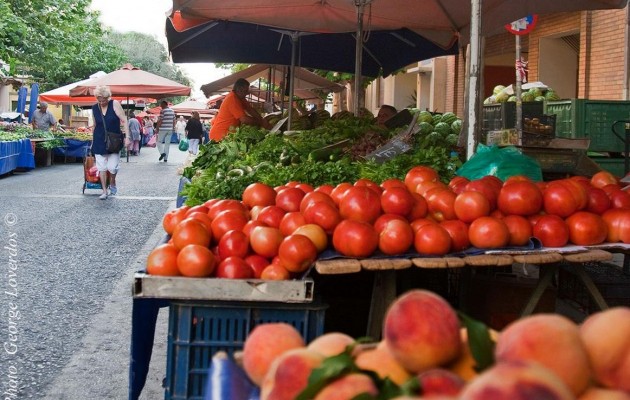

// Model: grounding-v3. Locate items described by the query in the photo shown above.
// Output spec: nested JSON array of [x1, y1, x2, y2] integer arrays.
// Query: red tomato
[[186, 212, 214, 233], [404, 166, 439, 192], [211, 210, 249, 242], [216, 256, 254, 279], [414, 181, 447, 197], [275, 187, 306, 212], [208, 199, 248, 220], [299, 191, 336, 214], [381, 178, 407, 190], [453, 190, 491, 223], [439, 220, 470, 252], [330, 182, 353, 205], [374, 213, 408, 234], [332, 220, 379, 258], [218, 230, 250, 259], [448, 176, 470, 194], [502, 215, 532, 246], [302, 201, 342, 234], [425, 187, 457, 222], [172, 218, 212, 250], [413, 223, 451, 256], [260, 264, 290, 280], [146, 243, 180, 276], [249, 205, 264, 221], [560, 178, 589, 210], [339, 186, 382, 223], [278, 234, 318, 273], [162, 207, 189, 235], [503, 175, 532, 186], [355, 178, 383, 195], [285, 181, 300, 188], [184, 205, 209, 217], [543, 181, 581, 217], [203, 199, 220, 209], [242, 220, 267, 238], [242, 182, 277, 209], [586, 187, 612, 214], [177, 244, 217, 277], [314, 184, 334, 195], [601, 183, 623, 197], [255, 205, 286, 228], [381, 187, 415, 217], [465, 179, 500, 211], [532, 215, 569, 247], [249, 226, 284, 258], [565, 211, 608, 246], [378, 219, 414, 255], [602, 208, 630, 243], [497, 181, 543, 216], [407, 193, 428, 220], [610, 190, 630, 209], [410, 218, 437, 234], [480, 175, 504, 192], [295, 183, 315, 193], [490, 209, 505, 219], [591, 171, 619, 188], [468, 216, 509, 249], [279, 211, 307, 236], [244, 254, 270, 279], [293, 224, 328, 253]]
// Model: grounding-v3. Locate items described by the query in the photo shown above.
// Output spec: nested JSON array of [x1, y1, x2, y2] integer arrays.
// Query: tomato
[[302, 201, 342, 234], [244, 254, 270, 279], [255, 205, 286, 228], [162, 207, 189, 235], [480, 175, 504, 192], [146, 243, 180, 276], [565, 211, 608, 246], [249, 226, 284, 258], [355, 178, 383, 195], [285, 181, 301, 188], [586, 187, 611, 214], [543, 181, 581, 217], [468, 216, 510, 249], [381, 187, 415, 217], [414, 181, 447, 197], [249, 205, 264, 221], [591, 171, 619, 188], [378, 219, 414, 255], [330, 182, 353, 205], [413, 223, 451, 256], [502, 215, 532, 246], [260, 264, 290, 280], [339, 186, 382, 223], [602, 208, 630, 243], [186, 212, 214, 233], [295, 183, 315, 193], [439, 220, 470, 252], [381, 178, 407, 190], [177, 244, 217, 277], [216, 256, 254, 279], [278, 234, 318, 273], [532, 215, 569, 247], [172, 218, 212, 250], [448, 176, 470, 194], [293, 224, 328, 253], [407, 193, 428, 220], [279, 211, 307, 236], [465, 179, 500, 211], [314, 184, 335, 195], [211, 210, 249, 241], [410, 218, 437, 234], [217, 229, 250, 259], [242, 182, 277, 209], [497, 181, 543, 216], [559, 178, 589, 210], [374, 213, 408, 234], [275, 187, 306, 212], [203, 198, 221, 209], [300, 191, 336, 214], [242, 220, 267, 238], [610, 190, 630, 209], [601, 183, 623, 197], [332, 220, 379, 258], [454, 190, 490, 223], [490, 209, 505, 219], [185, 205, 209, 217], [404, 166, 439, 192], [425, 187, 457, 222], [503, 175, 532, 186], [208, 199, 248, 220]]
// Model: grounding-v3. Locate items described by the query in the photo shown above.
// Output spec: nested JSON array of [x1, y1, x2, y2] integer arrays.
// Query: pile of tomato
[[146, 166, 630, 280]]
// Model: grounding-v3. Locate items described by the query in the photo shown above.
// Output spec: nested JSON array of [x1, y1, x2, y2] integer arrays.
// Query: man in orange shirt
[[210, 78, 271, 141]]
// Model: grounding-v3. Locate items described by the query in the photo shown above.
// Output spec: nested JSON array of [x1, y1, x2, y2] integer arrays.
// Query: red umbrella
[[69, 64, 191, 98]]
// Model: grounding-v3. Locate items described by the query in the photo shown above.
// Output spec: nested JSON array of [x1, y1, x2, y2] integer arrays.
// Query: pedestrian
[[209, 78, 272, 141], [143, 116, 154, 146], [175, 115, 187, 141], [32, 101, 56, 131], [127, 111, 142, 155], [156, 100, 175, 162], [202, 121, 210, 144], [92, 85, 129, 200], [185, 111, 203, 155]]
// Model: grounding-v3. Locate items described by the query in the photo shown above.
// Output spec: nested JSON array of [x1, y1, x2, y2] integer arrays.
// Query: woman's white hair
[[94, 85, 112, 98]]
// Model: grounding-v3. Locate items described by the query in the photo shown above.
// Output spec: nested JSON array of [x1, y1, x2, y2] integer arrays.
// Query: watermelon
[[545, 90, 560, 101], [427, 131, 442, 143], [493, 85, 506, 95], [495, 91, 510, 103], [528, 88, 543, 98], [441, 112, 458, 125], [434, 122, 451, 138], [418, 110, 433, 124], [446, 134, 459, 146], [508, 96, 517, 102], [521, 92, 535, 102], [431, 114, 443, 125], [535, 96, 546, 102], [418, 122, 433, 135], [451, 119, 462, 135]]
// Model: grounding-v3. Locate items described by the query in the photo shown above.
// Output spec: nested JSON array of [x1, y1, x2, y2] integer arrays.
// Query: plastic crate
[[590, 157, 628, 178], [482, 102, 545, 132], [558, 262, 630, 315], [165, 301, 327, 400], [544, 99, 630, 152], [520, 148, 581, 174]]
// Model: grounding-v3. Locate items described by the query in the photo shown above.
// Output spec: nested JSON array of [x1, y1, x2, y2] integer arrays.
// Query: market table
[[0, 138, 35, 174], [53, 138, 91, 159]]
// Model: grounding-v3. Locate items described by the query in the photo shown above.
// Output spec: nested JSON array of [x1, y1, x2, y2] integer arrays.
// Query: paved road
[[0, 144, 189, 399]]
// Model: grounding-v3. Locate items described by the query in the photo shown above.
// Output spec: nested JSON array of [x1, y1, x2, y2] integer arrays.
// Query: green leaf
[[296, 351, 357, 400], [458, 311, 495, 372]]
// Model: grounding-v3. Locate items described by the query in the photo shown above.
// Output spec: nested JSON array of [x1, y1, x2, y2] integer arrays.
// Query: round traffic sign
[[505, 14, 538, 35]]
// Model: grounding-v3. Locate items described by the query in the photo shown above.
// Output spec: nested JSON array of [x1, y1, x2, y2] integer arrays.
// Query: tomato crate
[[558, 262, 630, 315], [165, 300, 327, 400]]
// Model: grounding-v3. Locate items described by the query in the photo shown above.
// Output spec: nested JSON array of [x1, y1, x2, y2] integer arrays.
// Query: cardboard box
[[486, 129, 519, 146]]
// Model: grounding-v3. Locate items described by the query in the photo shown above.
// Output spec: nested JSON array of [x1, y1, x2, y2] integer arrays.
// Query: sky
[[89, 0, 229, 99]]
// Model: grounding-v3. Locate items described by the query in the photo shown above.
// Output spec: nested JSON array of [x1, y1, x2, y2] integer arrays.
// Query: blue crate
[[165, 301, 327, 400]]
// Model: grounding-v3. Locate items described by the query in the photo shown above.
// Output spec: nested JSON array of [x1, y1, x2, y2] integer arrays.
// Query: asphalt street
[[0, 143, 189, 399]]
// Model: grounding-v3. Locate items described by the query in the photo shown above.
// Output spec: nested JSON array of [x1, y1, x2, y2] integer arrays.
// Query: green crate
[[590, 157, 628, 178], [545, 99, 630, 152], [482, 102, 545, 132]]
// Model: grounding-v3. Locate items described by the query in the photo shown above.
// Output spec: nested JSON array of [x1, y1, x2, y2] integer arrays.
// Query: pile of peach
[[241, 290, 630, 399]]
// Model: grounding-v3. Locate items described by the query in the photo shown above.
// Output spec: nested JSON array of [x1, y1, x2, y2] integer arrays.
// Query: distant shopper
[[210, 78, 271, 141], [156, 100, 175, 162], [185, 111, 203, 155], [92, 85, 129, 200], [32, 102, 56, 131], [127, 111, 142, 155], [175, 115, 187, 141], [376, 104, 397, 128]]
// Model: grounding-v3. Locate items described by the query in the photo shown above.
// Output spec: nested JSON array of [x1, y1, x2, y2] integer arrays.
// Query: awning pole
[[466, 0, 483, 159], [288, 33, 298, 130], [353, 1, 365, 116]]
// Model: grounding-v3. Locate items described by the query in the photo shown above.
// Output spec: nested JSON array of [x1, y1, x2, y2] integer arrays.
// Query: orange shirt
[[210, 91, 246, 141]]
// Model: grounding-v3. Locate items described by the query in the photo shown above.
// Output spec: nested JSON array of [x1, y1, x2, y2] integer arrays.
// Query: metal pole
[[353, 1, 365, 116], [288, 33, 298, 130], [466, 0, 483, 159], [515, 34, 523, 137]]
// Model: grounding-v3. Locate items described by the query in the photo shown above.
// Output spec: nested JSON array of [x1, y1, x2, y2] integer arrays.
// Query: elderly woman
[[92, 85, 129, 200]]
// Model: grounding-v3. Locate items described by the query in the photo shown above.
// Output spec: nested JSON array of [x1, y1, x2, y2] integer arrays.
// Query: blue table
[[0, 139, 35, 174], [54, 139, 91, 158]]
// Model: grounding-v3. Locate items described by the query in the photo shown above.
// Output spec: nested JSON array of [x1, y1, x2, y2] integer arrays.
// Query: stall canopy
[[171, 99, 217, 118]]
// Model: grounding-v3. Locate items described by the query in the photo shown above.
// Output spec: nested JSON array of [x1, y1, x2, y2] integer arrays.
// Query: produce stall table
[[0, 139, 35, 174], [53, 138, 92, 160]]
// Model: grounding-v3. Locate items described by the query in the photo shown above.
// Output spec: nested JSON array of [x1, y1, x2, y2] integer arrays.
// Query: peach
[[354, 340, 411, 385], [384, 290, 461, 373], [459, 360, 574, 400], [417, 368, 465, 397], [579, 387, 630, 400], [447, 327, 499, 382], [579, 307, 630, 392], [261, 348, 324, 400], [314, 373, 378, 400], [242, 323, 305, 385], [495, 313, 592, 396], [307, 332, 355, 357]]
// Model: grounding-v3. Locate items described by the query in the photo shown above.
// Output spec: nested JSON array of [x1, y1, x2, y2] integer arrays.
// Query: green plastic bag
[[456, 144, 542, 182], [178, 138, 189, 152]]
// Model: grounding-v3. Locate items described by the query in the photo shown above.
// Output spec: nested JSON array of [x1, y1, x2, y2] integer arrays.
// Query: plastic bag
[[456, 144, 542, 182], [178, 138, 189, 152]]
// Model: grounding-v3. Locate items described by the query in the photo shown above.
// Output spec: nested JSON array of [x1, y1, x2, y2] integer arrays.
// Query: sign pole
[[515, 34, 522, 136]]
